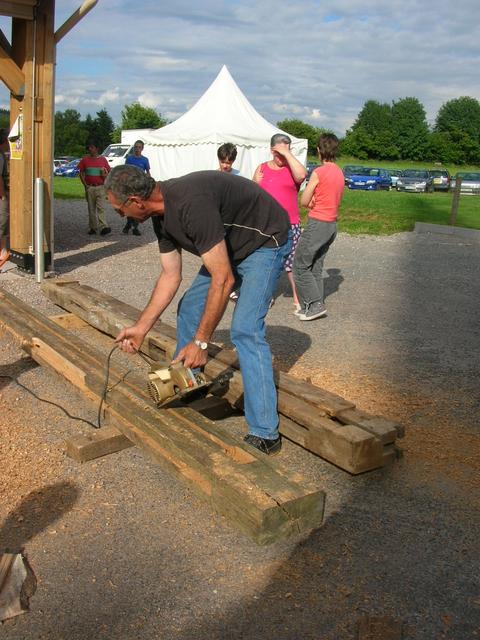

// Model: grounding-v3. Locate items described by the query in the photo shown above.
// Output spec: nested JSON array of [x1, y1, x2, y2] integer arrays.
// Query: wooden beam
[[0, 1, 35, 20], [0, 289, 325, 545], [0, 36, 24, 96], [54, 0, 98, 44], [8, 0, 54, 270], [0, 28, 13, 56], [65, 426, 134, 463], [41, 280, 402, 474]]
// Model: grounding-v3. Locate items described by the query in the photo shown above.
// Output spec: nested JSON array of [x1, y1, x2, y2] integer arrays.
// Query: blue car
[[54, 158, 80, 177], [345, 167, 392, 191]]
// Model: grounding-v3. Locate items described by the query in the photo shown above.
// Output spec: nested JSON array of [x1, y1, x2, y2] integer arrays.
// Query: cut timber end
[[65, 426, 134, 463]]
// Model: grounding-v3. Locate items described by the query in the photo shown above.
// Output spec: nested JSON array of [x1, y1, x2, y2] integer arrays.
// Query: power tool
[[147, 360, 211, 407]]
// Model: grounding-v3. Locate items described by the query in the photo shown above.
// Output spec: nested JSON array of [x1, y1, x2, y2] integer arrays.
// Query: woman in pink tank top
[[253, 133, 306, 309]]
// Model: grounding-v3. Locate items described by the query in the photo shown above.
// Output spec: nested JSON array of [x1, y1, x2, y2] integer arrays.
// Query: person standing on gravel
[[104, 165, 291, 456], [253, 133, 306, 312], [78, 140, 111, 236], [293, 133, 344, 321], [123, 140, 151, 236]]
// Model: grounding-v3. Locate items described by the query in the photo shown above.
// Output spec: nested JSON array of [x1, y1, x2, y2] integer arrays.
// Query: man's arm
[[116, 249, 183, 352], [173, 239, 235, 369]]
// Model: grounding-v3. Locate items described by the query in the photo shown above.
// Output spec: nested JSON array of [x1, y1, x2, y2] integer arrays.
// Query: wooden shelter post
[[8, 0, 55, 272]]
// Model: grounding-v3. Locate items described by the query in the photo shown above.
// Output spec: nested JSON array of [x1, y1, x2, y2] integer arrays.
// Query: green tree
[[435, 96, 480, 145], [342, 100, 399, 160], [391, 97, 430, 160], [121, 102, 167, 130], [88, 109, 115, 152], [0, 108, 9, 130], [429, 129, 480, 165], [54, 109, 88, 157], [352, 100, 392, 136], [276, 118, 329, 155]]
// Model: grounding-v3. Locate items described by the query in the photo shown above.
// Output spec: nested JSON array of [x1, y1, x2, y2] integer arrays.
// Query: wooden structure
[[0, 0, 97, 272], [0, 288, 326, 544], [41, 280, 404, 474]]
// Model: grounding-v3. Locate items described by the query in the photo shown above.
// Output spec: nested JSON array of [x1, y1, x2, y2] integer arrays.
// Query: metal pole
[[34, 178, 45, 282]]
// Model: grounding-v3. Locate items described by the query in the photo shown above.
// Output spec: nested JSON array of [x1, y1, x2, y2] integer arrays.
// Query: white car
[[102, 143, 134, 168], [450, 172, 480, 195]]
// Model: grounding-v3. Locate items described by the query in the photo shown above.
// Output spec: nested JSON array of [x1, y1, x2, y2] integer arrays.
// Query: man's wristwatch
[[194, 339, 208, 350]]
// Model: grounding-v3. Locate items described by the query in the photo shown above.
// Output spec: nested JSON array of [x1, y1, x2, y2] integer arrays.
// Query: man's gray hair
[[104, 164, 156, 201], [270, 133, 292, 147]]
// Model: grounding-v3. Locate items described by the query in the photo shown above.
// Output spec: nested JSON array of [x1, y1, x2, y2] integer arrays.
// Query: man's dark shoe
[[100, 226, 112, 236], [132, 228, 141, 236], [88, 229, 96, 235], [243, 434, 282, 455], [122, 224, 130, 234]]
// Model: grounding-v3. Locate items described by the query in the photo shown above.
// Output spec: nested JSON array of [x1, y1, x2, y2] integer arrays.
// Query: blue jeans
[[175, 236, 291, 439]]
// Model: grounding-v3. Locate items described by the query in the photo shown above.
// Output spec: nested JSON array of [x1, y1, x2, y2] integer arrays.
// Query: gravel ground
[[0, 199, 479, 639]]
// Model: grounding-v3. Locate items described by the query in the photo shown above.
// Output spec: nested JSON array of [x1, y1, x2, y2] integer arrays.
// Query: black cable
[[97, 345, 120, 429], [0, 374, 98, 430], [1, 346, 154, 432], [97, 345, 152, 429]]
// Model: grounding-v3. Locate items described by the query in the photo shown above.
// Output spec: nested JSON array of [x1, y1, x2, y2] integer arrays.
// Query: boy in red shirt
[[78, 140, 111, 235]]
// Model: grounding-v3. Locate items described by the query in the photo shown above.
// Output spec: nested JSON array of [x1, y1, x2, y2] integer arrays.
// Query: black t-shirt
[[151, 171, 290, 261]]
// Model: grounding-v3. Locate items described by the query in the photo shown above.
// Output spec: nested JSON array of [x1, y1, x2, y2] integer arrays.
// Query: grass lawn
[[54, 177, 479, 236], [336, 189, 479, 234], [53, 177, 85, 199]]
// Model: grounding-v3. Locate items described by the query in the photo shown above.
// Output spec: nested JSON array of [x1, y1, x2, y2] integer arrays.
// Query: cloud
[[0, 0, 478, 135]]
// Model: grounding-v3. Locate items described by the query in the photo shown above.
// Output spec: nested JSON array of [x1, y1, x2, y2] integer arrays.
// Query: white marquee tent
[[121, 65, 308, 180]]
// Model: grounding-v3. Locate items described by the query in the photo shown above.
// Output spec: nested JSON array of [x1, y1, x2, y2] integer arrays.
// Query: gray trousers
[[292, 218, 337, 306]]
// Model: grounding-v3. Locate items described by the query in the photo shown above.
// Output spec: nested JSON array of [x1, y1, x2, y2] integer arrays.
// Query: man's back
[[153, 171, 290, 260]]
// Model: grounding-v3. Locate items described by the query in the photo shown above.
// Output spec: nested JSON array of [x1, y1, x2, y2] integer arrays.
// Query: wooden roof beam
[[0, 1, 35, 20], [54, 0, 98, 43], [0, 34, 24, 96]]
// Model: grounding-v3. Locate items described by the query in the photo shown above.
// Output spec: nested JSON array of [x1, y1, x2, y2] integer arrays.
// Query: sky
[[1, 0, 479, 136]]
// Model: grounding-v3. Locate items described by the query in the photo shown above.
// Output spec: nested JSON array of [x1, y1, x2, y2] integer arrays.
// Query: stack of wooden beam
[[0, 288, 325, 545], [41, 280, 404, 474]]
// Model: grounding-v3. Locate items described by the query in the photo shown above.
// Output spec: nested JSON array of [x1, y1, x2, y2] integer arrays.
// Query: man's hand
[[115, 324, 147, 353], [173, 342, 208, 369]]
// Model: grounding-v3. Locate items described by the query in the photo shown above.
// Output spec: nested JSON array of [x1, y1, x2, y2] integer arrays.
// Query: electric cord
[[0, 374, 98, 430], [97, 345, 153, 429], [0, 345, 150, 431]]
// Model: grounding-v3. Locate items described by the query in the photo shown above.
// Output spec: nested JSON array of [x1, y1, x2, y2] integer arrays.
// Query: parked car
[[305, 162, 319, 182], [54, 158, 80, 177], [396, 170, 434, 193], [429, 169, 451, 192], [102, 143, 134, 169], [345, 167, 392, 191], [384, 168, 402, 190], [450, 172, 480, 195], [342, 164, 365, 184]]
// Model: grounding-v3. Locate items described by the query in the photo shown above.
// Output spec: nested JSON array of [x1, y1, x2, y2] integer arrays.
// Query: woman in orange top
[[293, 133, 345, 321]]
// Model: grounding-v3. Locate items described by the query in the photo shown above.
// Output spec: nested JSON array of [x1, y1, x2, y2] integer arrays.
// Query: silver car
[[450, 172, 480, 195], [396, 170, 434, 193], [384, 168, 402, 189]]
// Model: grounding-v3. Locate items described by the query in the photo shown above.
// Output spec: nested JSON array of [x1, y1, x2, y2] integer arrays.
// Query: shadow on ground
[[0, 482, 79, 552]]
